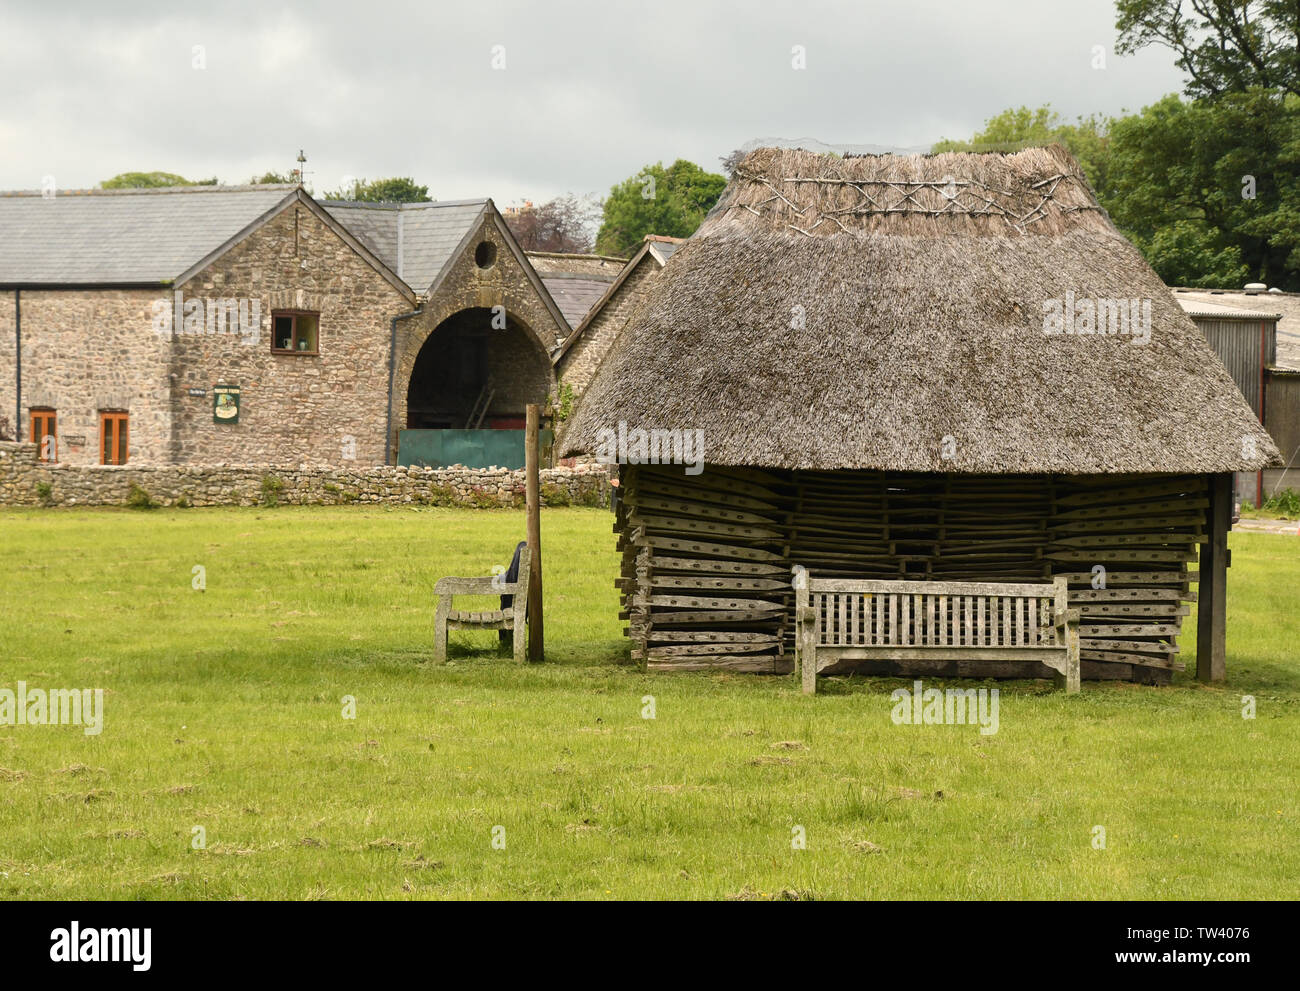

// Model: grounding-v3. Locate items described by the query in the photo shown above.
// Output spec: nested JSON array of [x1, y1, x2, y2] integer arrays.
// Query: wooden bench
[[795, 576, 1080, 694], [434, 546, 530, 664]]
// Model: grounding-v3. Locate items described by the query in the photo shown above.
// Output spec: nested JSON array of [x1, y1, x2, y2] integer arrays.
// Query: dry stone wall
[[0, 442, 610, 508]]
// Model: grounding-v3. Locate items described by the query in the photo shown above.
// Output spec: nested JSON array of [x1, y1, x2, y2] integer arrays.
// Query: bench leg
[[1050, 630, 1081, 692], [1064, 621, 1080, 693], [512, 619, 526, 664], [799, 617, 818, 695], [434, 598, 448, 664]]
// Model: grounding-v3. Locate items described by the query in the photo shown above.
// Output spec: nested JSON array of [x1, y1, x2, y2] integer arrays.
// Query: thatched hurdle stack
[[615, 467, 1206, 681], [566, 144, 1279, 685], [617, 466, 788, 672]]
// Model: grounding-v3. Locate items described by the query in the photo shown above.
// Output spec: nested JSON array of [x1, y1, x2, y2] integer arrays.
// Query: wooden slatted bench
[[795, 576, 1080, 694], [434, 546, 530, 664]]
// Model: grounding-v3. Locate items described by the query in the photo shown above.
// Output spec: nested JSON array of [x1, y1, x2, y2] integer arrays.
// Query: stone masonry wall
[[0, 288, 172, 464], [0, 441, 611, 508], [168, 202, 412, 465], [557, 254, 660, 395]]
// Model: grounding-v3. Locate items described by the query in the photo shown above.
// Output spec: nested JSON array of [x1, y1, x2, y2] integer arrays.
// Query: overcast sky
[[0, 0, 1187, 205]]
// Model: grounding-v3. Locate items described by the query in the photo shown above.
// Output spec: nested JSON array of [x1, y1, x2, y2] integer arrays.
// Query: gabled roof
[[562, 145, 1279, 474], [0, 185, 297, 285], [321, 199, 489, 295], [644, 235, 683, 264], [525, 251, 623, 328], [554, 235, 683, 361], [1175, 288, 1300, 369]]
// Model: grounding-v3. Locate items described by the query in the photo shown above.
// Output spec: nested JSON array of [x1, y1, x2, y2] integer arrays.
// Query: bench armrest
[[1053, 607, 1081, 629]]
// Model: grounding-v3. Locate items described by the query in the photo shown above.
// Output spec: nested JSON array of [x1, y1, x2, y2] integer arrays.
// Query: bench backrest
[[799, 577, 1067, 649], [434, 545, 531, 600]]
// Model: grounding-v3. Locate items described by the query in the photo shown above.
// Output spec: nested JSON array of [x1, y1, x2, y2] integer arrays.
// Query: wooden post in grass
[[526, 403, 544, 662], [1197, 472, 1231, 683]]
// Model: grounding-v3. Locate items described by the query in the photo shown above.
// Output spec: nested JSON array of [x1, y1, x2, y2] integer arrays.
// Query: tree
[[320, 177, 431, 202], [1105, 90, 1300, 288], [100, 172, 218, 188], [250, 171, 294, 184], [505, 194, 602, 253], [933, 106, 1114, 198], [1116, 0, 1300, 99], [595, 160, 726, 256]]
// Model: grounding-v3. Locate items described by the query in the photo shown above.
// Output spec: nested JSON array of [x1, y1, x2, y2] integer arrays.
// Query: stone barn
[[0, 184, 617, 468]]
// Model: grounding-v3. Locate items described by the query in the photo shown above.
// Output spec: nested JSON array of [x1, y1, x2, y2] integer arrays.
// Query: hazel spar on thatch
[[561, 144, 1279, 474]]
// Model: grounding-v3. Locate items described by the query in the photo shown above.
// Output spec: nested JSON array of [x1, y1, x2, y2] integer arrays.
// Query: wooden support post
[[526, 404, 544, 663], [1197, 472, 1231, 682]]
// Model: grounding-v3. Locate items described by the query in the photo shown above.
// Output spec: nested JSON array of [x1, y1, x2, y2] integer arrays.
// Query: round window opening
[[474, 241, 497, 269]]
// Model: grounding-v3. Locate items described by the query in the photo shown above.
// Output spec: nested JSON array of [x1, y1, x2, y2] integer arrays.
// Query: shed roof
[[0, 185, 296, 285], [561, 145, 1279, 474]]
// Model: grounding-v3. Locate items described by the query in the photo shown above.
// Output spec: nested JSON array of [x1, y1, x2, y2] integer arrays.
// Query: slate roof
[[554, 235, 683, 359], [538, 276, 617, 327], [1174, 288, 1300, 369], [0, 185, 296, 285], [321, 199, 488, 294], [646, 238, 681, 264]]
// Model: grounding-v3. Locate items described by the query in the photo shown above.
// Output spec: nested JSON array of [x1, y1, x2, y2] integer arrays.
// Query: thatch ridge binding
[[561, 145, 1280, 474]]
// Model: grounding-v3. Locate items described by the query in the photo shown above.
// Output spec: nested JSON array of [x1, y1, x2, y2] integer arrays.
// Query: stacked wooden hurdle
[[615, 467, 1205, 682]]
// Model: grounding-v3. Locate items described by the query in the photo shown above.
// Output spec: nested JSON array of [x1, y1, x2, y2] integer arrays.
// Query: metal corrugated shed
[[1176, 295, 1279, 416], [1175, 288, 1300, 369]]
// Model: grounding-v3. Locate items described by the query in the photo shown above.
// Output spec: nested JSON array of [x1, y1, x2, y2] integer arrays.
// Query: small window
[[100, 411, 128, 465], [30, 408, 57, 462], [271, 311, 320, 354], [474, 241, 497, 269]]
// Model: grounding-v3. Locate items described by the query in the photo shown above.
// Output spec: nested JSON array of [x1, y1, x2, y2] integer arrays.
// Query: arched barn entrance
[[399, 307, 553, 467]]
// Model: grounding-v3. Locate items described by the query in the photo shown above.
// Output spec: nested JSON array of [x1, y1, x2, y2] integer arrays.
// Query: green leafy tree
[[100, 171, 217, 188], [595, 160, 726, 256], [1116, 0, 1300, 99], [321, 177, 431, 202], [933, 106, 1113, 198], [250, 171, 294, 184], [1106, 90, 1300, 288]]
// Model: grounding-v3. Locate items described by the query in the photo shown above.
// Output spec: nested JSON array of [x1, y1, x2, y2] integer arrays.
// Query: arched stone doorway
[[405, 307, 553, 430]]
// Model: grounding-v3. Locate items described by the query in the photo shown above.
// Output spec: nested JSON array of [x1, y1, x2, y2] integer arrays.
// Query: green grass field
[[0, 505, 1297, 899]]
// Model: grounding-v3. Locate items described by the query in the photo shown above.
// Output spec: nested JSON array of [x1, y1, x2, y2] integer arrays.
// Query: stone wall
[[2, 203, 412, 469], [557, 252, 661, 395], [167, 202, 412, 466], [0, 288, 172, 463], [0, 441, 611, 508]]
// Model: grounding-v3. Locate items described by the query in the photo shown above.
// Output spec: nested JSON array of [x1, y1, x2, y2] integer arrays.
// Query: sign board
[[187, 387, 206, 397], [213, 385, 240, 424]]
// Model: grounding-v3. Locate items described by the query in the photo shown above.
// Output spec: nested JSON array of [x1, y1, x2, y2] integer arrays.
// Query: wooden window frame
[[270, 310, 320, 356], [100, 410, 129, 466], [30, 408, 57, 462]]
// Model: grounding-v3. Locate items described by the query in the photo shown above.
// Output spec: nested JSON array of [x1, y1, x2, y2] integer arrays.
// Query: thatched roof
[[561, 145, 1280, 473]]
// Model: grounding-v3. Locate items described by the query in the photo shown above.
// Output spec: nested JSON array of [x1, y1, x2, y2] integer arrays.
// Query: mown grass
[[0, 506, 1296, 899]]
